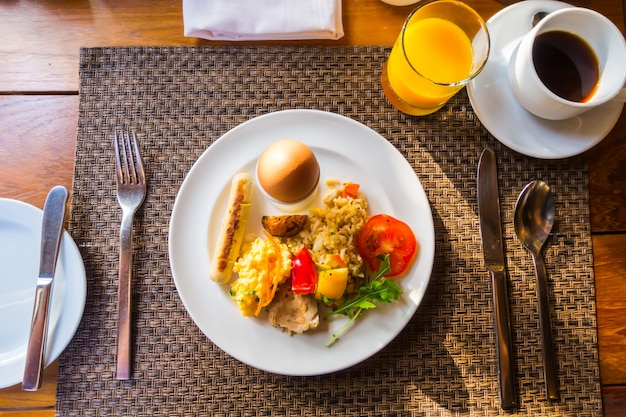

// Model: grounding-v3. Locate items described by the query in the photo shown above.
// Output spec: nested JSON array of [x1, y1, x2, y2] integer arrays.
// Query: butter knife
[[22, 185, 68, 391], [477, 148, 516, 409]]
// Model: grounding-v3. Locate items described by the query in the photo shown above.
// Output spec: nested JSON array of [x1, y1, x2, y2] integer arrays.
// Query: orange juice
[[382, 1, 489, 116], [386, 18, 473, 110]]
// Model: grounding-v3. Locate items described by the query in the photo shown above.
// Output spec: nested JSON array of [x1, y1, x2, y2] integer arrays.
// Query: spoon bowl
[[514, 180, 555, 252], [514, 180, 559, 401], [532, 11, 549, 28]]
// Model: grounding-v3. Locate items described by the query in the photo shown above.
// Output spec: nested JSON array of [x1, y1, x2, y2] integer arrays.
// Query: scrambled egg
[[231, 237, 292, 316]]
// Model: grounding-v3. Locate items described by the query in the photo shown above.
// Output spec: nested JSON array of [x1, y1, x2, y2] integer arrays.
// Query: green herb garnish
[[325, 254, 403, 347]]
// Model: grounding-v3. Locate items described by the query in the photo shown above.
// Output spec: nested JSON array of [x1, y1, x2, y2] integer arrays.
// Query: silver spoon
[[532, 11, 549, 27], [514, 180, 559, 401]]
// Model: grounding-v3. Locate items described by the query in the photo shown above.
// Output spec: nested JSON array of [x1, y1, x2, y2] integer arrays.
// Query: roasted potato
[[261, 215, 308, 237]]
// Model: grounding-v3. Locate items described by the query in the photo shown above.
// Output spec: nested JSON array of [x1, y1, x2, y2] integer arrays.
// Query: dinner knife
[[477, 148, 516, 409], [22, 185, 68, 391]]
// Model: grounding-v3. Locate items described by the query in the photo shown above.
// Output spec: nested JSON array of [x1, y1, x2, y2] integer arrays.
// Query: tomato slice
[[357, 214, 418, 277], [291, 247, 318, 294]]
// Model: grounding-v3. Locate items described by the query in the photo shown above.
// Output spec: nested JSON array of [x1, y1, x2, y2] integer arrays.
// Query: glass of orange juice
[[382, 0, 490, 116]]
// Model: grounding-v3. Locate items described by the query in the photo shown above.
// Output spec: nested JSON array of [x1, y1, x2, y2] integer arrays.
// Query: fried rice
[[284, 179, 369, 295]]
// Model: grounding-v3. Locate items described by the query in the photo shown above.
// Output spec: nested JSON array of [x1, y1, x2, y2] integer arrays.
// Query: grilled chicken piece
[[261, 215, 308, 237], [267, 282, 319, 334]]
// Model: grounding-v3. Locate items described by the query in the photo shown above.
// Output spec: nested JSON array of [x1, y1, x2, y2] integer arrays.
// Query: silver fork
[[113, 131, 146, 380]]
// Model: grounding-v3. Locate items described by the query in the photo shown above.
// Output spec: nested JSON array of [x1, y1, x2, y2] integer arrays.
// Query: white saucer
[[467, 0, 624, 159], [0, 198, 86, 388]]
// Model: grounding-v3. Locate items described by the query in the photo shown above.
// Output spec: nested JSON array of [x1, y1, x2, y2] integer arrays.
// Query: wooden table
[[1, 0, 624, 415]]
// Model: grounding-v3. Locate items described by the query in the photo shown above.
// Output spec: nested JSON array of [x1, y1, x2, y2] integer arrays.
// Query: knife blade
[[477, 148, 516, 409], [22, 185, 68, 391]]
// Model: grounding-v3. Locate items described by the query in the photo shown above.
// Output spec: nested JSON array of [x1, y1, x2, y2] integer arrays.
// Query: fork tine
[[125, 132, 137, 183], [130, 131, 145, 185], [114, 132, 124, 185], [122, 132, 135, 184]]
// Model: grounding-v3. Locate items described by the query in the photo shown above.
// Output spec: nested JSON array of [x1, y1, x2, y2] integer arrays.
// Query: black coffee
[[532, 30, 599, 103]]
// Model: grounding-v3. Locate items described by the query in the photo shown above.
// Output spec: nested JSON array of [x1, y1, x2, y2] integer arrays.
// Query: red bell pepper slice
[[291, 247, 317, 294]]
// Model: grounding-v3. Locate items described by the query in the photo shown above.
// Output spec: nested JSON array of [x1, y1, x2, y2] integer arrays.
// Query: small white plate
[[467, 0, 623, 159], [169, 109, 435, 376], [0, 198, 86, 389]]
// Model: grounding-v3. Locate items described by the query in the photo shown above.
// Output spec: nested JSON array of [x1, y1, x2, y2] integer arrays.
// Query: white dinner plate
[[0, 198, 86, 388], [169, 109, 435, 376], [467, 0, 624, 159]]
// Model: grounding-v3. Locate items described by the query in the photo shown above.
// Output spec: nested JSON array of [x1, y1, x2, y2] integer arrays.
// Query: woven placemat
[[56, 46, 601, 416]]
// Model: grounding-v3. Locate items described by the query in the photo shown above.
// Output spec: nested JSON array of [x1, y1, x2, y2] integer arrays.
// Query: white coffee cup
[[508, 7, 626, 120]]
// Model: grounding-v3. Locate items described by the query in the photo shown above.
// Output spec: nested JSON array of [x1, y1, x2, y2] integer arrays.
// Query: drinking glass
[[382, 0, 490, 116]]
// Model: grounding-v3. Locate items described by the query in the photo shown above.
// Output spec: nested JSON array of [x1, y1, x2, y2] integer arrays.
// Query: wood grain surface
[[1, 0, 625, 415]]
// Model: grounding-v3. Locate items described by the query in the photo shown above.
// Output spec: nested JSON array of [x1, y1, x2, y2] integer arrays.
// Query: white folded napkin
[[183, 0, 344, 41]]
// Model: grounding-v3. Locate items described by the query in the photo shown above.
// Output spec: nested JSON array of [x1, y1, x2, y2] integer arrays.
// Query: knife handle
[[22, 283, 52, 391], [490, 267, 516, 409]]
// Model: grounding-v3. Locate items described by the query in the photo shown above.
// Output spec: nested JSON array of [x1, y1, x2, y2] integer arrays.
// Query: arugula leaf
[[325, 254, 403, 347]]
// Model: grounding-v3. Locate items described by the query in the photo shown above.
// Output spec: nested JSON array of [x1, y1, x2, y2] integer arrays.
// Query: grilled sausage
[[209, 173, 253, 284]]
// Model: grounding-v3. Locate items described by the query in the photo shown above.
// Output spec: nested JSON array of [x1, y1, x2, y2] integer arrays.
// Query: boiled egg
[[256, 139, 320, 204]]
